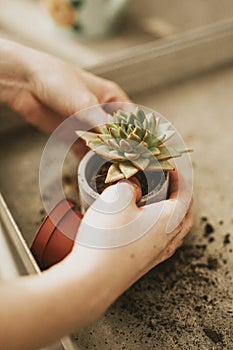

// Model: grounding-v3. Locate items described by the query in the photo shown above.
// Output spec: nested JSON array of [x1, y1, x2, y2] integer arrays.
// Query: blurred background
[[0, 0, 233, 72], [0, 0, 233, 106]]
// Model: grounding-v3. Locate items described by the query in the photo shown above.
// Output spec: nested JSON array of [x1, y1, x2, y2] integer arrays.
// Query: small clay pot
[[78, 151, 169, 213], [31, 199, 83, 270]]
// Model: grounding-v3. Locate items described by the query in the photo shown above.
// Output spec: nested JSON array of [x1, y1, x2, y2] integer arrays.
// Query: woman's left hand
[[0, 39, 130, 133]]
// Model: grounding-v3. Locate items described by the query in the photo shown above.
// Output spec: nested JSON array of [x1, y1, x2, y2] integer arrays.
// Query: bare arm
[[0, 256, 115, 350]]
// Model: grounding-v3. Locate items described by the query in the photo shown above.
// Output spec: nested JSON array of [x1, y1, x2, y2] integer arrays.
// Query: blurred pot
[[31, 199, 83, 270], [44, 0, 131, 38]]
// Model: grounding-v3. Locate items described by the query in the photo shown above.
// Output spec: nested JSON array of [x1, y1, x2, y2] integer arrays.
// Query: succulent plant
[[76, 108, 190, 183]]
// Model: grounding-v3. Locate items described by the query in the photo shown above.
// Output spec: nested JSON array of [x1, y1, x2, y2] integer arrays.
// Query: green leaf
[[119, 126, 128, 138], [124, 152, 139, 160], [133, 125, 144, 139], [114, 115, 122, 124], [88, 139, 103, 149], [134, 119, 142, 129], [119, 139, 132, 152], [107, 139, 120, 150], [142, 118, 149, 130], [118, 110, 129, 120], [105, 163, 125, 183], [156, 134, 166, 142], [109, 127, 119, 138], [147, 112, 157, 132], [176, 148, 193, 154], [149, 136, 161, 147], [94, 145, 124, 160], [135, 107, 146, 125], [129, 113, 136, 125], [97, 134, 112, 143], [119, 161, 139, 179], [128, 133, 141, 143], [132, 157, 150, 170], [157, 146, 181, 160], [143, 129, 153, 144], [127, 124, 134, 134], [159, 160, 175, 171], [75, 131, 98, 145], [163, 129, 175, 141], [97, 125, 109, 134], [149, 146, 160, 156], [135, 141, 149, 154], [147, 159, 174, 171]]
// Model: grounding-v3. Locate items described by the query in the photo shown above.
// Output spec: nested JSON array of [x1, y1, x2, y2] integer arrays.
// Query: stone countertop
[[0, 65, 232, 349]]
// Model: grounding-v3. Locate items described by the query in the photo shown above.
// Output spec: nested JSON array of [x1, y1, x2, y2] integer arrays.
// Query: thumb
[[92, 180, 142, 215], [73, 101, 109, 130]]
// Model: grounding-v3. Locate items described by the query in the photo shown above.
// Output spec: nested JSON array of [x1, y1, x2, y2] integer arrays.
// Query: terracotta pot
[[31, 199, 83, 270], [78, 151, 169, 213]]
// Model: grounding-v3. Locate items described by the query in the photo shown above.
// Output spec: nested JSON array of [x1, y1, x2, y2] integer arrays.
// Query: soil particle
[[149, 319, 157, 328], [63, 174, 73, 185], [204, 223, 214, 237], [207, 257, 220, 270], [203, 328, 223, 344], [39, 208, 46, 216], [201, 216, 208, 222], [208, 236, 215, 243], [195, 244, 207, 251], [41, 194, 50, 201], [224, 233, 231, 245], [219, 220, 224, 225]]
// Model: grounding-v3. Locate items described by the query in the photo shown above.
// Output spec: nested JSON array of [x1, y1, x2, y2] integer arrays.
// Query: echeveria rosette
[[76, 108, 190, 183]]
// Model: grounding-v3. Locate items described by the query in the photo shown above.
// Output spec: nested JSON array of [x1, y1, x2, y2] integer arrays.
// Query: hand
[[0, 39, 130, 133], [70, 170, 193, 299]]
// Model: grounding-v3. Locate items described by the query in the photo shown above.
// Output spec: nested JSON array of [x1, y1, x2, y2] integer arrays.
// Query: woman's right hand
[[70, 170, 193, 299]]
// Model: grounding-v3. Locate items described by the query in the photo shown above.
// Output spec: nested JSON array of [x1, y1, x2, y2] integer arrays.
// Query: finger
[[163, 212, 193, 260], [79, 70, 131, 103], [73, 103, 110, 131], [10, 89, 63, 133], [99, 180, 141, 209], [102, 102, 136, 115], [165, 170, 193, 233], [169, 171, 192, 209], [167, 169, 179, 199], [170, 210, 194, 242], [128, 177, 142, 203]]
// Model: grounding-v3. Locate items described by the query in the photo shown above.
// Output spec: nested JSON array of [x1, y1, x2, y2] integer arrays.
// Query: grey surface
[[0, 65, 233, 349]]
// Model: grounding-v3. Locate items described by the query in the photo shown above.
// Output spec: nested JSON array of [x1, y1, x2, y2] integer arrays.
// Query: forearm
[[0, 255, 115, 350], [0, 239, 146, 350]]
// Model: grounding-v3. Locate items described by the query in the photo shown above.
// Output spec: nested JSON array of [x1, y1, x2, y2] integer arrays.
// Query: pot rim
[[78, 151, 169, 206], [31, 199, 77, 265]]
